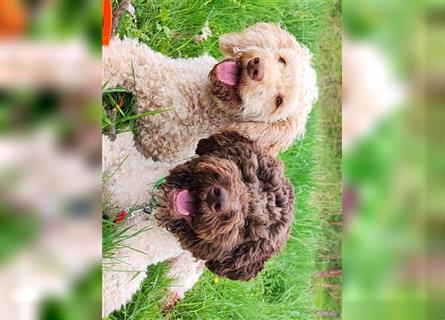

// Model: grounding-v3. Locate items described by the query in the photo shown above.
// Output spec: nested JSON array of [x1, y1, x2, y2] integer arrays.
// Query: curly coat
[[156, 131, 295, 280], [102, 131, 294, 315], [103, 23, 317, 162]]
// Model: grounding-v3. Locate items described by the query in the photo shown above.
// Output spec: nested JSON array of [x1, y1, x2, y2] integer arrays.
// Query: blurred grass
[[103, 0, 341, 319], [30, 0, 102, 53], [342, 110, 429, 319], [342, 0, 445, 318], [0, 205, 40, 263], [0, 1, 102, 320], [41, 265, 102, 320], [342, 0, 421, 74]]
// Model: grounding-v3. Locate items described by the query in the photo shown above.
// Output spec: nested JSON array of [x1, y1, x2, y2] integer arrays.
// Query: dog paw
[[162, 292, 181, 317]]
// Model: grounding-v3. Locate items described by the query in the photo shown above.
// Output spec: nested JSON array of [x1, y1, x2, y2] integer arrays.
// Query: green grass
[[103, 0, 341, 319]]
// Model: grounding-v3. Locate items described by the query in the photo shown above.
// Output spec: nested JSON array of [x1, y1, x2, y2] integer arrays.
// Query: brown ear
[[205, 241, 270, 281], [206, 163, 294, 281], [196, 131, 250, 156]]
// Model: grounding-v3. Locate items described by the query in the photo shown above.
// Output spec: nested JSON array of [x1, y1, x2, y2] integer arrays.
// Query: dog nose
[[206, 187, 229, 212], [247, 57, 264, 81]]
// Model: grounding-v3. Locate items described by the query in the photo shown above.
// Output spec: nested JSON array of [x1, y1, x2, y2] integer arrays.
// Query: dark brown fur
[[207, 62, 242, 113], [155, 131, 294, 281]]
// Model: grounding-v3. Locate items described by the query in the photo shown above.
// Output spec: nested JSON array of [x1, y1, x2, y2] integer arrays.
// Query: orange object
[[102, 0, 112, 46], [0, 0, 27, 38], [117, 96, 125, 106]]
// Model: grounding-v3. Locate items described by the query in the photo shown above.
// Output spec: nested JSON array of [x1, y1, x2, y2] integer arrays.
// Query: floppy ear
[[218, 30, 246, 56], [206, 160, 294, 281], [195, 131, 251, 156], [205, 241, 271, 281], [219, 23, 279, 56], [219, 23, 304, 57]]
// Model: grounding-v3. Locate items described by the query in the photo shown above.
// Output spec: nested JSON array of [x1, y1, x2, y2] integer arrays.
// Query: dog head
[[209, 23, 318, 139], [155, 131, 294, 280]]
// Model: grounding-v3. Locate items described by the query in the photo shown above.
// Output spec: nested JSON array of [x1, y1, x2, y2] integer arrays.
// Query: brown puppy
[[102, 131, 295, 316], [156, 131, 295, 280]]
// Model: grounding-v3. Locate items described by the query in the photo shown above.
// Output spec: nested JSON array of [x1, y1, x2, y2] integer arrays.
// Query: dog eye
[[279, 57, 286, 65], [275, 96, 283, 108], [244, 221, 249, 229], [176, 220, 186, 228]]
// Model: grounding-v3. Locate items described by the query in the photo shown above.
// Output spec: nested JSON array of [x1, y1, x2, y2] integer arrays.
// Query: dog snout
[[247, 57, 264, 81], [206, 186, 229, 212]]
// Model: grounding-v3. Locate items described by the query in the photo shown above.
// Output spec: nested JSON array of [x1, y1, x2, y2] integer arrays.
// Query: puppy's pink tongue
[[216, 61, 238, 86], [175, 190, 196, 216]]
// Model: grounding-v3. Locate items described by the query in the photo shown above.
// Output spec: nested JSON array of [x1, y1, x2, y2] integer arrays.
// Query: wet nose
[[206, 187, 229, 212], [247, 57, 264, 81]]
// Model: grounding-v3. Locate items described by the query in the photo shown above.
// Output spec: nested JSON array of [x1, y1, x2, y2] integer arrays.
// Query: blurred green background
[[0, 0, 101, 320], [343, 0, 445, 319]]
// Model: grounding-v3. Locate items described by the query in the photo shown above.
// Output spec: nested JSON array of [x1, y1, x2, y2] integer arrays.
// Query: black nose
[[206, 187, 229, 212], [247, 57, 264, 81]]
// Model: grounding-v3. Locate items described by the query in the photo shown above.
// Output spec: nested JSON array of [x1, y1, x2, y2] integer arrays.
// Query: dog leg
[[102, 218, 183, 317], [163, 251, 205, 312], [102, 264, 147, 317]]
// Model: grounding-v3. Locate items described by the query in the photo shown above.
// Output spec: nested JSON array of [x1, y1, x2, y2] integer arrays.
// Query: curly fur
[[156, 131, 295, 280], [103, 23, 317, 161], [102, 131, 294, 315]]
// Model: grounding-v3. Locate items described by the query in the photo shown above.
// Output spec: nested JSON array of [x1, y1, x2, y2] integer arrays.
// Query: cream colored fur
[[219, 23, 318, 153], [102, 23, 317, 161], [103, 37, 222, 162], [102, 133, 204, 317]]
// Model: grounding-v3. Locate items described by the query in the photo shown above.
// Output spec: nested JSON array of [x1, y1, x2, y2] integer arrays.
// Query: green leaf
[[160, 8, 169, 23]]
